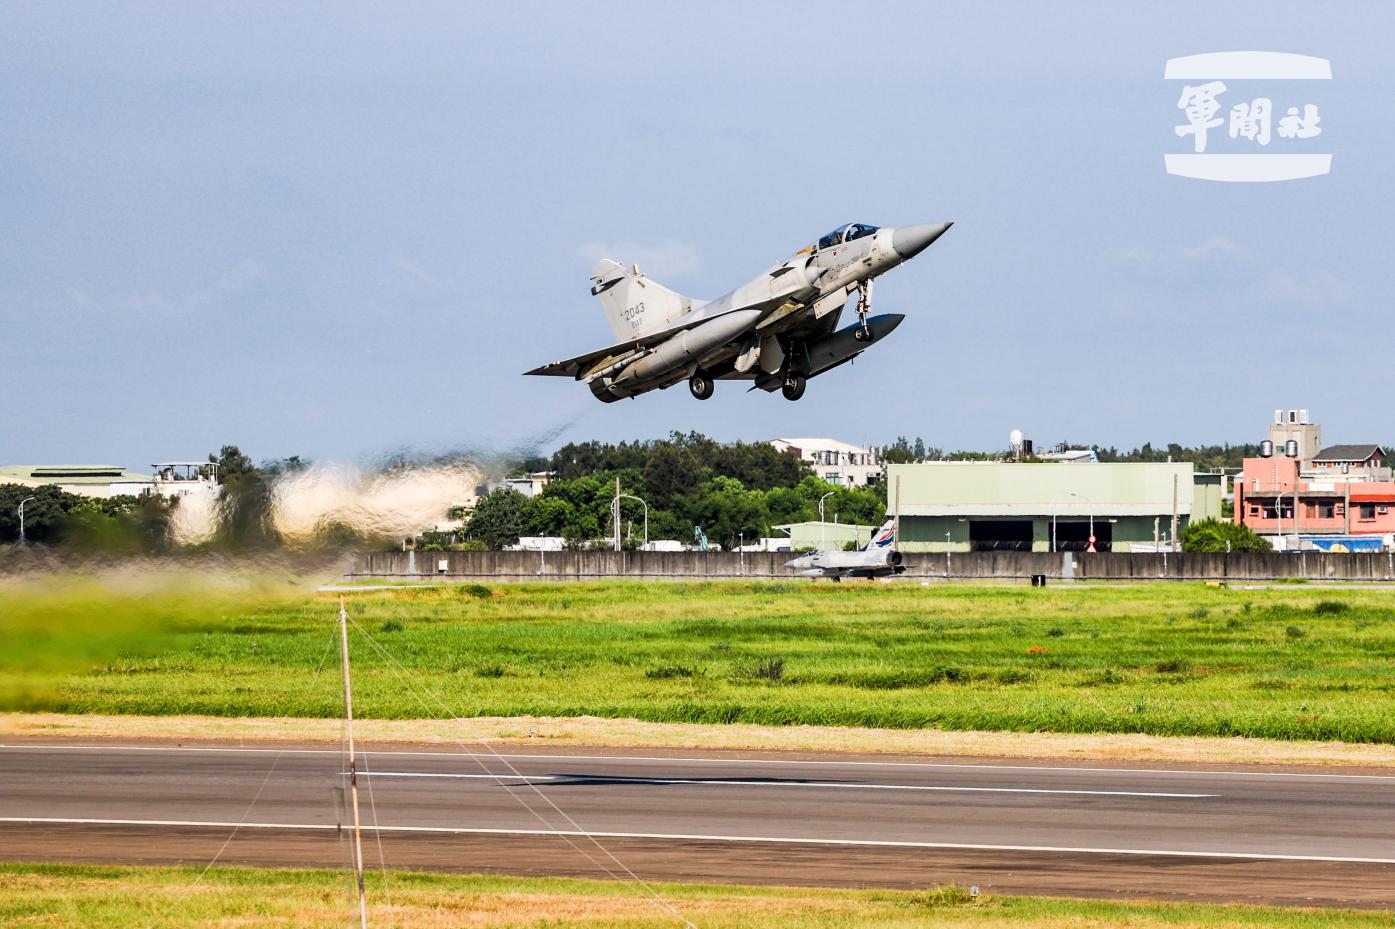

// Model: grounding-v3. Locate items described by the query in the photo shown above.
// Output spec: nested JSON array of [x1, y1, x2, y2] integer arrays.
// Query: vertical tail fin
[[590, 259, 696, 341], [864, 518, 897, 551]]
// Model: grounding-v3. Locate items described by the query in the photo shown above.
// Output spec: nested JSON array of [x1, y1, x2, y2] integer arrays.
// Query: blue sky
[[3, 2, 1391, 468]]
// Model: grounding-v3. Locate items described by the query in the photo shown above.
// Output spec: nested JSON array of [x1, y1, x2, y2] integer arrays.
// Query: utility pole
[[338, 598, 369, 929]]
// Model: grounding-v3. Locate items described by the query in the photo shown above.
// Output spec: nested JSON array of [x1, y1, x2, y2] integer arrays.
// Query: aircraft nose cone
[[892, 222, 953, 260]]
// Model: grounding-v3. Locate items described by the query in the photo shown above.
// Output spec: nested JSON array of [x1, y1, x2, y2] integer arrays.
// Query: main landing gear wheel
[[689, 371, 714, 400], [853, 326, 872, 342], [781, 373, 807, 401]]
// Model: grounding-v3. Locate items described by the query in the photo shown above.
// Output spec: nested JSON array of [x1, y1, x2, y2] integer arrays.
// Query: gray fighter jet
[[525, 221, 952, 401], [784, 517, 905, 581]]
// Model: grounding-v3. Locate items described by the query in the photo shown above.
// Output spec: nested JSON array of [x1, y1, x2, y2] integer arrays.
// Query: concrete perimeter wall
[[349, 550, 1395, 582]]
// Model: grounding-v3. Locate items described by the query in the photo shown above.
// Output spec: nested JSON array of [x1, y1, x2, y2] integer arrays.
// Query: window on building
[[1262, 506, 1278, 519], [1359, 504, 1376, 520], [1248, 505, 1260, 517], [1316, 503, 1335, 519]]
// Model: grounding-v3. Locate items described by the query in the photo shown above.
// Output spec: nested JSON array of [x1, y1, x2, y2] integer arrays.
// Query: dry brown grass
[[5, 711, 1395, 768], [1, 864, 1387, 929]]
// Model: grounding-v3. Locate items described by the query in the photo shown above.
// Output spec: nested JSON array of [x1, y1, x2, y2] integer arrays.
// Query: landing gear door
[[811, 285, 849, 320], [758, 335, 785, 375]]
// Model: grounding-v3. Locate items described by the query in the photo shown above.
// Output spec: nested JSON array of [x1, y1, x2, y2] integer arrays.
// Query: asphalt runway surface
[[2, 739, 1393, 908]]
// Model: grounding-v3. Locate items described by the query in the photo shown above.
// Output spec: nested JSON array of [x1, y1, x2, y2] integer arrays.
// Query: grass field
[[1, 863, 1387, 928], [4, 578, 1395, 742]]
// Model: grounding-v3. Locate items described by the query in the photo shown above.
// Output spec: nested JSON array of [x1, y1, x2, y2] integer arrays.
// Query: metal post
[[613, 477, 621, 552], [17, 496, 36, 545], [1171, 474, 1180, 554], [338, 598, 369, 929], [945, 530, 951, 578], [818, 491, 834, 551], [1344, 478, 1351, 535]]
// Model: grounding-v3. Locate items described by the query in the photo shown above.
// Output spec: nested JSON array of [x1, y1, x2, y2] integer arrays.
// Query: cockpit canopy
[[817, 223, 879, 251]]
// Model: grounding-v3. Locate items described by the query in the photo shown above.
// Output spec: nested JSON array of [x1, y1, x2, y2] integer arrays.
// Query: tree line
[[446, 432, 886, 551], [882, 436, 1266, 470], [0, 482, 178, 550]]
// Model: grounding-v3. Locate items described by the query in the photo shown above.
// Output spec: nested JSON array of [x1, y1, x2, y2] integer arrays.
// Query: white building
[[770, 437, 883, 487], [0, 464, 155, 498]]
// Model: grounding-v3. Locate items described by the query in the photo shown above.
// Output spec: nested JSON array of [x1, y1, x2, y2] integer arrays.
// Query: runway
[[2, 739, 1393, 907]]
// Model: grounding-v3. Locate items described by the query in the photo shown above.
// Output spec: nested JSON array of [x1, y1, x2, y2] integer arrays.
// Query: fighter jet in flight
[[785, 517, 905, 581], [525, 221, 952, 402]]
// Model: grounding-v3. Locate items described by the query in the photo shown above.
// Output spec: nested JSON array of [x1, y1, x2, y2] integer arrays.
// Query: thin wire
[[190, 751, 285, 884], [347, 615, 698, 929], [356, 740, 397, 928], [313, 626, 338, 675], [140, 749, 288, 929], [346, 619, 633, 885]]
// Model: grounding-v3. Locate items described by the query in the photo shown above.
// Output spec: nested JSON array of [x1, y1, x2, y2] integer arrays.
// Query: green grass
[[4, 579, 1395, 741], [0, 862, 1386, 928]]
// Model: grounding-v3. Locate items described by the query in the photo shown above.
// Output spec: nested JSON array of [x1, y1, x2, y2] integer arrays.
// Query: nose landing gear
[[853, 278, 874, 342]]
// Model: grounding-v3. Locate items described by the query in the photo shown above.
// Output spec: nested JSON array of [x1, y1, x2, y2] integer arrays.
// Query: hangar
[[887, 462, 1221, 553]]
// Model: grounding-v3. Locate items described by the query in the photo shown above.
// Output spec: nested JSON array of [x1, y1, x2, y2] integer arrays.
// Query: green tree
[[643, 443, 706, 507], [0, 484, 77, 543], [1180, 518, 1272, 553], [709, 441, 807, 490], [519, 495, 575, 537], [465, 488, 528, 549], [0, 484, 176, 550], [208, 445, 278, 549], [675, 476, 769, 550]]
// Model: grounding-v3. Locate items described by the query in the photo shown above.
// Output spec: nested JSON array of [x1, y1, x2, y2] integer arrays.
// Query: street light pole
[[617, 494, 649, 548], [818, 491, 835, 550], [1068, 491, 1096, 553], [17, 496, 37, 545]]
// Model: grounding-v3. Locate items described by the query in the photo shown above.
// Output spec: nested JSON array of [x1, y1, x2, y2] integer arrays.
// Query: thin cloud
[[390, 254, 451, 287], [575, 240, 701, 280], [1107, 234, 1257, 270]]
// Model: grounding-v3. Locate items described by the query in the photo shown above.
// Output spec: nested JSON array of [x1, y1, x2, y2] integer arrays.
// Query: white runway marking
[[4, 816, 1393, 864], [4, 743, 1393, 781], [358, 770, 1214, 798]]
